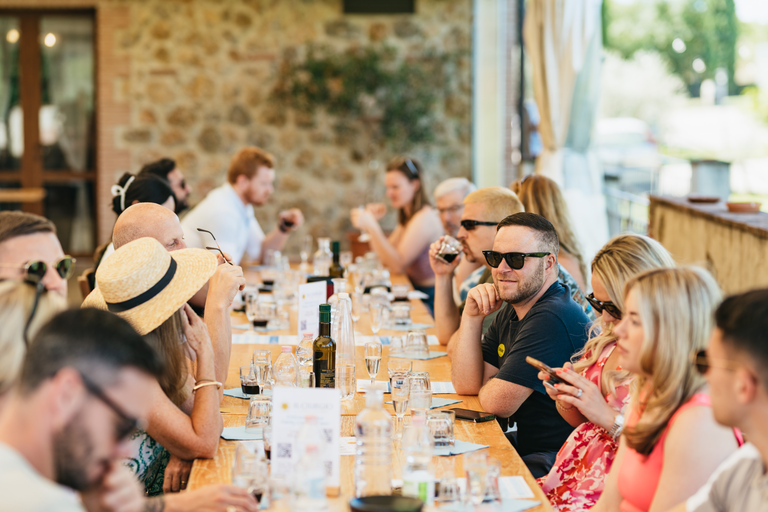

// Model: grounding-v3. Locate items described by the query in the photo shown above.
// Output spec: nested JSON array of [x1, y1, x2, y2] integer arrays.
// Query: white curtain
[[523, 0, 609, 265]]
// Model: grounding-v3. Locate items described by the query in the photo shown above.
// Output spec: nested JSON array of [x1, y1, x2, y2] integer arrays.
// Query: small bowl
[[726, 202, 762, 213], [349, 496, 423, 512]]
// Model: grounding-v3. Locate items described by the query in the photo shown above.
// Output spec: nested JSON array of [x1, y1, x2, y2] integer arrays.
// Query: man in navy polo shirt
[[451, 212, 590, 477]]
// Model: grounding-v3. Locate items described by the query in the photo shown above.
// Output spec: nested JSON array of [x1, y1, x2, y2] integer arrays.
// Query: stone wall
[[111, 0, 473, 254]]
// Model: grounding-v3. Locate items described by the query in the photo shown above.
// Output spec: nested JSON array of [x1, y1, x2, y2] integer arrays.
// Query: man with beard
[[451, 212, 590, 478], [181, 147, 304, 265], [0, 308, 257, 512], [139, 158, 192, 215]]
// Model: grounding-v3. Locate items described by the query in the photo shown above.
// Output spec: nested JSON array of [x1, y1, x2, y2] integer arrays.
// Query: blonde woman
[[0, 281, 66, 410], [511, 175, 587, 291], [537, 234, 674, 510], [589, 267, 741, 512], [350, 156, 443, 314]]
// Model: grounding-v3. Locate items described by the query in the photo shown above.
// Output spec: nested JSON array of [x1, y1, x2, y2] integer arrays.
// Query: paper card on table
[[221, 426, 263, 441], [223, 388, 272, 400], [232, 334, 280, 345], [434, 439, 488, 456], [386, 397, 461, 409], [407, 290, 429, 300], [340, 437, 356, 456], [357, 380, 390, 393], [399, 350, 447, 360], [297, 281, 326, 339], [270, 387, 341, 489], [499, 476, 536, 499], [385, 322, 435, 331], [430, 381, 457, 394]]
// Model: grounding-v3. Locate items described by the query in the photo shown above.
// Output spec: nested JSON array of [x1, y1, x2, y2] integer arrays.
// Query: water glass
[[338, 363, 356, 401], [389, 335, 406, 356], [410, 371, 431, 391], [340, 251, 353, 269], [484, 457, 502, 502], [240, 365, 260, 397], [409, 388, 432, 414], [350, 292, 363, 323], [392, 283, 410, 301], [232, 445, 270, 507], [390, 373, 410, 441], [252, 350, 273, 388], [406, 330, 429, 357], [387, 358, 412, 379], [246, 395, 272, 434], [364, 342, 382, 384], [464, 451, 488, 505], [427, 410, 455, 447], [390, 303, 412, 326]]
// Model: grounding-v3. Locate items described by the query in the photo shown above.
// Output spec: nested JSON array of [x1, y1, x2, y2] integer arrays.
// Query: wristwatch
[[608, 413, 624, 440]]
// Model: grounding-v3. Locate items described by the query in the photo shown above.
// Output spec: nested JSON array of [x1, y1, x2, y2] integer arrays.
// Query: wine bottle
[[313, 304, 336, 388], [328, 241, 344, 278]]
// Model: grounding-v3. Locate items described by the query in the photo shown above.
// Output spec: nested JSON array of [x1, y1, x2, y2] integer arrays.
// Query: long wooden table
[[187, 275, 553, 511]]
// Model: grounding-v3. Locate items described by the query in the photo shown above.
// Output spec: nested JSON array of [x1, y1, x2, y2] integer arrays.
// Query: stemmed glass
[[299, 235, 313, 271], [364, 342, 382, 385], [356, 206, 371, 242], [369, 302, 383, 342], [390, 372, 410, 441], [232, 445, 269, 506], [350, 292, 363, 324]]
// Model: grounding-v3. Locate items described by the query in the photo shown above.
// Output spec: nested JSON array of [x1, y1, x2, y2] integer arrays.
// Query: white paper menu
[[270, 387, 342, 491], [297, 280, 327, 339]]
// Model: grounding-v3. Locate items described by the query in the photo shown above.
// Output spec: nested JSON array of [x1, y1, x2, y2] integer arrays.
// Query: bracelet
[[193, 380, 222, 392], [556, 400, 575, 411], [607, 413, 625, 440], [278, 223, 289, 233]]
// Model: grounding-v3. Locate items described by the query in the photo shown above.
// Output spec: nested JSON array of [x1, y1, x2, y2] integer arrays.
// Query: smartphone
[[526, 356, 563, 385], [449, 408, 496, 423]]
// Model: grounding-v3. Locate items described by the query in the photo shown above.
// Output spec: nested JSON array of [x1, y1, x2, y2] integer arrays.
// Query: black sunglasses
[[482, 250, 550, 270], [197, 228, 233, 265], [0, 256, 76, 283], [460, 220, 498, 231], [692, 349, 740, 375], [586, 293, 622, 320], [78, 371, 142, 441]]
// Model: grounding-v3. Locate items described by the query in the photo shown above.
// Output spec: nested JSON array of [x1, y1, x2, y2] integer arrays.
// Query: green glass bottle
[[313, 304, 336, 388], [329, 240, 344, 278]]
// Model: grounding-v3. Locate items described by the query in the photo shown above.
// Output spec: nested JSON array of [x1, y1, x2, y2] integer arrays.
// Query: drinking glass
[[390, 303, 412, 326], [356, 206, 371, 242], [369, 302, 384, 340], [245, 292, 259, 330], [232, 445, 270, 506], [464, 451, 488, 505], [364, 342, 382, 385], [240, 365, 260, 397], [338, 363, 356, 401], [389, 335, 405, 357], [392, 283, 410, 301], [263, 424, 273, 460], [252, 350, 273, 389], [350, 292, 363, 323], [387, 358, 412, 379], [484, 457, 502, 503], [409, 371, 432, 415], [300, 235, 313, 264], [406, 330, 429, 357], [437, 457, 462, 504], [340, 251, 353, 269], [435, 235, 463, 264], [246, 395, 272, 434], [390, 373, 410, 441], [427, 410, 455, 447]]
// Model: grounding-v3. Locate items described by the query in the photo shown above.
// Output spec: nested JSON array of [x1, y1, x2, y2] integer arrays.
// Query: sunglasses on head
[[482, 250, 550, 270], [78, 371, 142, 441], [460, 219, 498, 231], [586, 293, 622, 320], [692, 349, 740, 375]]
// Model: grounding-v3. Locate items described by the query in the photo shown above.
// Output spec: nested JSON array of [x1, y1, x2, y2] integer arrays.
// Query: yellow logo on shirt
[[498, 344, 505, 357]]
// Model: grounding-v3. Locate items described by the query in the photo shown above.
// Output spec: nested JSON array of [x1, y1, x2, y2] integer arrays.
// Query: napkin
[[499, 476, 536, 499], [384, 322, 435, 331], [223, 388, 272, 400], [434, 440, 488, 456], [396, 350, 447, 360], [385, 397, 461, 409], [430, 382, 457, 394], [221, 426, 263, 440]]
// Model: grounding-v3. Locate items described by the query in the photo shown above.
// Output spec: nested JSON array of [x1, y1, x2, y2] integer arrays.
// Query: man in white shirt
[[0, 308, 258, 512], [181, 146, 304, 265], [670, 289, 768, 512]]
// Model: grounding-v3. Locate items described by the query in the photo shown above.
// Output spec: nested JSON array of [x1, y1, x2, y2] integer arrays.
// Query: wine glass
[[364, 342, 382, 385], [369, 302, 383, 341], [232, 445, 270, 506], [351, 292, 363, 324], [390, 372, 410, 441], [245, 293, 259, 332], [300, 234, 313, 271], [356, 206, 371, 242]]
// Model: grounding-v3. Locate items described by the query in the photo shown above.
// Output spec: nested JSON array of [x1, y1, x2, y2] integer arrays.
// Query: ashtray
[[726, 202, 762, 213], [687, 195, 720, 204], [349, 496, 423, 512]]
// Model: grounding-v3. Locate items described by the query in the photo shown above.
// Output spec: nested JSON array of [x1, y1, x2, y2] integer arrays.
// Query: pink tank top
[[617, 393, 710, 512]]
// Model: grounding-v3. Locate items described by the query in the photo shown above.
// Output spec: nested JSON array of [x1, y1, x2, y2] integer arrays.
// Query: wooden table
[[187, 274, 553, 511]]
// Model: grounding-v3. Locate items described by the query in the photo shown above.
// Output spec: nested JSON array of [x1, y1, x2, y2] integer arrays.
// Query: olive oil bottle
[[313, 304, 336, 388]]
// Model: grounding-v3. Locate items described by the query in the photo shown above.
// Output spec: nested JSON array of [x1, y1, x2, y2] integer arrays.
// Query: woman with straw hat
[[83, 237, 223, 496]]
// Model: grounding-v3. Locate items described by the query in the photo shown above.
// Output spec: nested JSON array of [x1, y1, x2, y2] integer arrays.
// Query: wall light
[[44, 32, 56, 47], [6, 29, 19, 44]]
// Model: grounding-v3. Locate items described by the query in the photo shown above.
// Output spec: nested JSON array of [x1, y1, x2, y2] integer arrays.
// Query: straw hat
[[83, 237, 216, 335]]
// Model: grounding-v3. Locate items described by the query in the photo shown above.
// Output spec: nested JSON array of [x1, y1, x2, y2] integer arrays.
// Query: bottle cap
[[302, 332, 314, 339], [319, 303, 331, 323], [332, 240, 340, 252], [281, 346, 291, 353]]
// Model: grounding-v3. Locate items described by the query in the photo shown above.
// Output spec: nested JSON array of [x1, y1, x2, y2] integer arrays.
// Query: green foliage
[[272, 44, 453, 150], [604, 0, 738, 96]]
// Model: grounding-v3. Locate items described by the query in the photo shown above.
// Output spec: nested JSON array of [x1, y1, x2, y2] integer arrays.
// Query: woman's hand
[[552, 363, 618, 430], [538, 370, 563, 401], [350, 207, 379, 232], [180, 304, 214, 360]]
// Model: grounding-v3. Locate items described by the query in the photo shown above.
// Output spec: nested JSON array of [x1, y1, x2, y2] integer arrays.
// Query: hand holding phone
[[526, 356, 563, 385]]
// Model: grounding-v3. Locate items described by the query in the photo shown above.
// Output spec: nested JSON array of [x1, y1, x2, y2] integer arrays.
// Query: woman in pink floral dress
[[536, 234, 675, 511]]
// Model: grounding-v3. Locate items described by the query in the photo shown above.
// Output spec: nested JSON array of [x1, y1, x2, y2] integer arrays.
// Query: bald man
[[113, 202, 187, 251]]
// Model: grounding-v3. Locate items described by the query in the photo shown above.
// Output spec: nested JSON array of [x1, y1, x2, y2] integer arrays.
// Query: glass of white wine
[[390, 372, 410, 441], [364, 342, 382, 385], [370, 302, 384, 341]]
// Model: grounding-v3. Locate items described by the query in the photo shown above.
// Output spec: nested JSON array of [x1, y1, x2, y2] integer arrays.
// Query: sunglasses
[[78, 371, 142, 441], [482, 250, 550, 270], [197, 228, 233, 265], [0, 256, 76, 283], [586, 293, 622, 320], [692, 349, 740, 375], [460, 219, 498, 231]]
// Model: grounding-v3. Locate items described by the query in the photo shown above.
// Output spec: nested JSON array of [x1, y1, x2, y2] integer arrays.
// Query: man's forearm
[[451, 315, 486, 394], [434, 274, 460, 345], [204, 305, 231, 386]]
